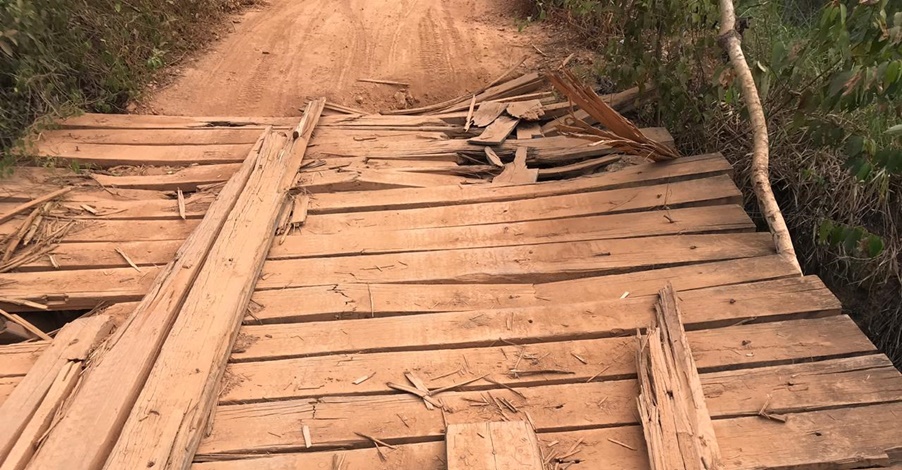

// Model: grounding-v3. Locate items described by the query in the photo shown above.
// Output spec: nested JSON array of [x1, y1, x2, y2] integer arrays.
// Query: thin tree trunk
[[717, 0, 802, 274]]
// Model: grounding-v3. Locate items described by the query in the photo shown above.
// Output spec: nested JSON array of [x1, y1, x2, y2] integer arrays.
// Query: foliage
[[535, 0, 902, 363], [0, 0, 254, 175]]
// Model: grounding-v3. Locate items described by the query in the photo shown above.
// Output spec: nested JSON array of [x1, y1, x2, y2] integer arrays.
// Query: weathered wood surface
[[245, 255, 799, 324], [91, 164, 242, 191], [0, 343, 47, 378], [256, 233, 776, 287], [446, 421, 544, 470], [223, 315, 870, 404], [191, 402, 902, 469], [196, 357, 902, 457], [235, 275, 837, 361]]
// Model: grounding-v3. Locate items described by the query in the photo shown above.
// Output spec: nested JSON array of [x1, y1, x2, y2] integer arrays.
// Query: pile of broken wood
[[320, 65, 682, 187]]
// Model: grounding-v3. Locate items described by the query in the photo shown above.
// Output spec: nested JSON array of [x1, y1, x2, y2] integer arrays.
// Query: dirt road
[[147, 0, 561, 116]]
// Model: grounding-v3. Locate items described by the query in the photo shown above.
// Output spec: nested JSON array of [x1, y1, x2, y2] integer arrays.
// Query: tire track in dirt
[[147, 0, 554, 115]]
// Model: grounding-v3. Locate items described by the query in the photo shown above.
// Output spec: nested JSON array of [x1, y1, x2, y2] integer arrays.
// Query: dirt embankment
[[145, 0, 578, 116]]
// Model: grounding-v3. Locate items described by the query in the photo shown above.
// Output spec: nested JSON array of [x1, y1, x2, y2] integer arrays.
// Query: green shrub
[[0, 0, 253, 175], [536, 0, 902, 363]]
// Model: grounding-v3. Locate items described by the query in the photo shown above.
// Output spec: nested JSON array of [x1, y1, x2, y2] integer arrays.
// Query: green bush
[[536, 0, 902, 363], [0, 0, 253, 174]]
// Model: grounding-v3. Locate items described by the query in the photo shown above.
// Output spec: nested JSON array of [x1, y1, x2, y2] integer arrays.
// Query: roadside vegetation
[[0, 0, 255, 174], [533, 0, 902, 363]]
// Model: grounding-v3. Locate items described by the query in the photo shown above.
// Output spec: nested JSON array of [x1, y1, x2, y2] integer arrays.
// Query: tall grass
[[535, 0, 902, 364], [0, 0, 255, 174]]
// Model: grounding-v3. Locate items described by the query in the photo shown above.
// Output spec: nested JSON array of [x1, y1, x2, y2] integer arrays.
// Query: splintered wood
[[446, 421, 544, 470], [638, 284, 721, 470]]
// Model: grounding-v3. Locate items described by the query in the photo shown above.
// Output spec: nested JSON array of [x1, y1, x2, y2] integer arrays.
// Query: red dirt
[[145, 0, 575, 116]]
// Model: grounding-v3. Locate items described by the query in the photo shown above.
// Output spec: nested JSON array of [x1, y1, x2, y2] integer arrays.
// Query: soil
[[144, 0, 588, 116]]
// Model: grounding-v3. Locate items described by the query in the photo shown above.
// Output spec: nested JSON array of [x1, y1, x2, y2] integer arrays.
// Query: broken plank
[[237, 275, 835, 361], [222, 316, 878, 404], [471, 102, 509, 127], [24, 129, 274, 470], [309, 153, 733, 214], [0, 343, 46, 378], [34, 127, 266, 146], [505, 99, 545, 121], [297, 169, 471, 193], [91, 164, 241, 191], [289, 196, 310, 226], [0, 314, 114, 462], [104, 99, 324, 470], [492, 147, 537, 185], [304, 174, 741, 234], [446, 421, 543, 470], [469, 116, 519, 146], [273, 205, 754, 259], [537, 154, 621, 180], [638, 285, 721, 470], [0, 266, 159, 312]]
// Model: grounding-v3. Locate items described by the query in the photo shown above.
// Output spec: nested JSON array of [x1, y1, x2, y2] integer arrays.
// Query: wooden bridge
[[1, 75, 900, 469]]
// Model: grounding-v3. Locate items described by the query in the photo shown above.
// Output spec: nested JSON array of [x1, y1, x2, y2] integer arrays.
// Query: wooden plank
[[25, 129, 273, 470], [0, 266, 159, 312], [0, 314, 114, 463], [198, 355, 902, 457], [272, 205, 754, 259], [35, 128, 267, 146], [6, 219, 199, 242], [191, 403, 902, 469], [236, 275, 836, 361], [2, 361, 81, 470], [537, 154, 621, 180], [446, 421, 543, 470], [471, 102, 508, 127], [256, 232, 775, 288], [296, 169, 471, 193], [309, 153, 733, 214], [638, 285, 720, 469], [18, 240, 183, 271], [54, 189, 214, 220], [30, 143, 252, 167], [492, 147, 537, 185], [246, 255, 798, 324], [222, 315, 877, 404], [469, 116, 519, 146], [91, 164, 242, 191], [55, 114, 298, 130], [104, 100, 324, 470], [304, 174, 741, 234]]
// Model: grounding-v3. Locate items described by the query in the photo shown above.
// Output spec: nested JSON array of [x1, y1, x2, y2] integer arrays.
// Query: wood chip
[[464, 95, 477, 133], [80, 204, 98, 216], [177, 189, 187, 220], [484, 147, 504, 167], [0, 296, 49, 310], [332, 454, 346, 470], [607, 438, 637, 451], [302, 425, 312, 448], [48, 254, 60, 269], [570, 352, 588, 364], [115, 247, 141, 272], [358, 78, 410, 87], [620, 291, 631, 299], [353, 372, 376, 385]]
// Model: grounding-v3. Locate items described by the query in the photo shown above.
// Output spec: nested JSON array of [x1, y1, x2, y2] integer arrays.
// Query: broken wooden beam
[[103, 99, 326, 470], [23, 128, 273, 470], [637, 283, 721, 470]]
